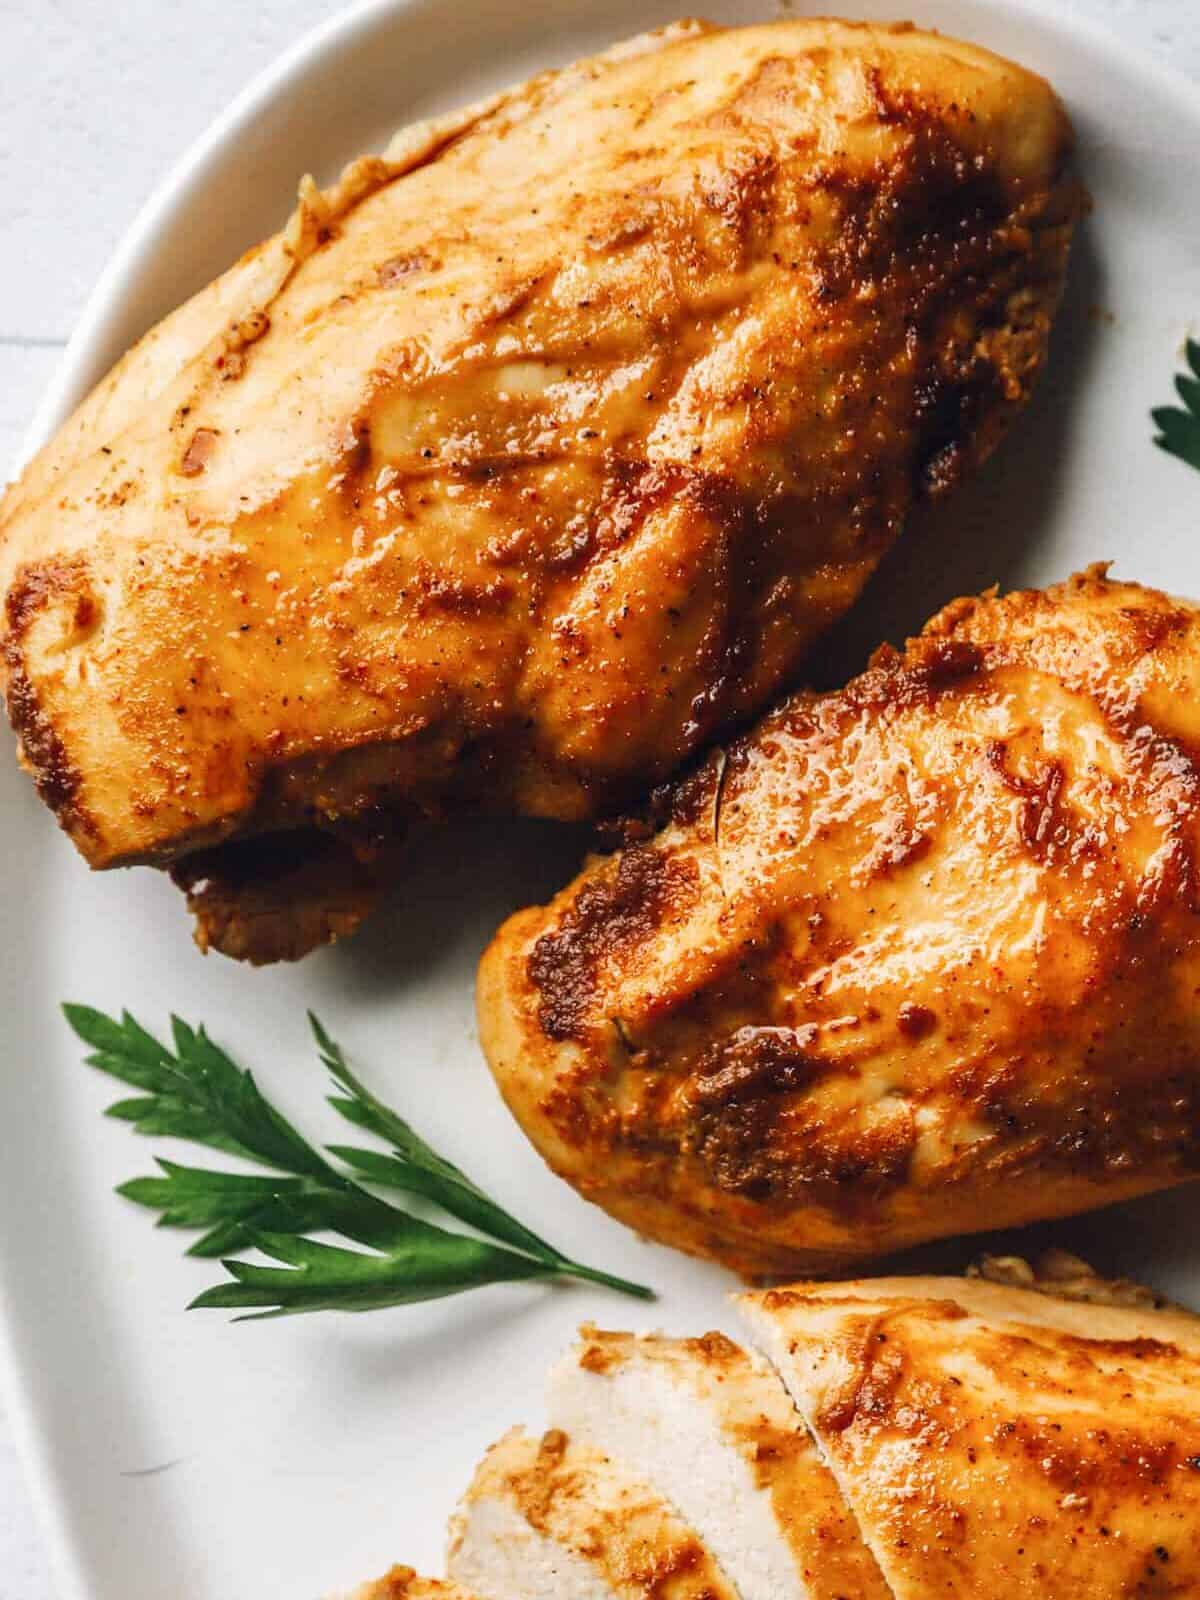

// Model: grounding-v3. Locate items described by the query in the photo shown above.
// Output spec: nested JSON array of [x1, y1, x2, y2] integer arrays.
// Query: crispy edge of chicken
[[479, 569, 1200, 1276], [0, 18, 1079, 962], [739, 1252, 1200, 1600]]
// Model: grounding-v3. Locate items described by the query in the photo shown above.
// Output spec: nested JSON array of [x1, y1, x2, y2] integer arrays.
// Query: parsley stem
[[557, 1260, 656, 1299]]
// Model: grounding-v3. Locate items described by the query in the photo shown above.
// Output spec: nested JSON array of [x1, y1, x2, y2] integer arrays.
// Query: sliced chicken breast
[[739, 1254, 1200, 1600], [547, 1325, 890, 1600], [446, 1426, 739, 1600]]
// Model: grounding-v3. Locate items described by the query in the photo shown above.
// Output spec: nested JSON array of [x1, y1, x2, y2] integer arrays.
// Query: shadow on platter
[[324, 816, 594, 1005], [869, 1178, 1200, 1295]]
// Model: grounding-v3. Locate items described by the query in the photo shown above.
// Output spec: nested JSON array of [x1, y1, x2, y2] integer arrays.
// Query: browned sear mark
[[179, 428, 219, 476], [528, 847, 699, 1041]]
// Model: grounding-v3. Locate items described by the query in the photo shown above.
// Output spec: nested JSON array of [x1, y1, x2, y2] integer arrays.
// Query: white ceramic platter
[[4, 1, 1200, 1595]]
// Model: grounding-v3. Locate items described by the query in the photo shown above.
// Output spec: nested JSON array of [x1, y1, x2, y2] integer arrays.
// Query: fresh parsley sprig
[[1153, 337, 1200, 472], [64, 1006, 652, 1318]]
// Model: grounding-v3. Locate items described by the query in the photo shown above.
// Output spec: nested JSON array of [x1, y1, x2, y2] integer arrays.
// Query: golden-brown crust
[[0, 19, 1078, 960], [170, 819, 408, 962], [479, 572, 1200, 1275], [969, 1248, 1181, 1311], [739, 1264, 1200, 1600], [2, 557, 96, 839]]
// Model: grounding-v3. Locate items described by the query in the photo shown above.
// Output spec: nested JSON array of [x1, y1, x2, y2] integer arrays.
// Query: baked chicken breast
[[0, 18, 1078, 961], [346, 1256, 1200, 1600], [740, 1255, 1200, 1600], [479, 570, 1200, 1275]]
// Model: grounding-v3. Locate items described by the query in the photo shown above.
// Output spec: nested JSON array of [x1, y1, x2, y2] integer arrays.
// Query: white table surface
[[0, 0, 1197, 1593]]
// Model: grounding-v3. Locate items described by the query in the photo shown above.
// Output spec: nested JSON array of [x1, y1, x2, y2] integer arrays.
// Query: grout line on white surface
[[0, 336, 68, 349]]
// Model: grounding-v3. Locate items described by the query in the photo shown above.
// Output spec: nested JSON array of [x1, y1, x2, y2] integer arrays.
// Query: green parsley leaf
[[65, 1006, 653, 1318], [1152, 338, 1200, 472]]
